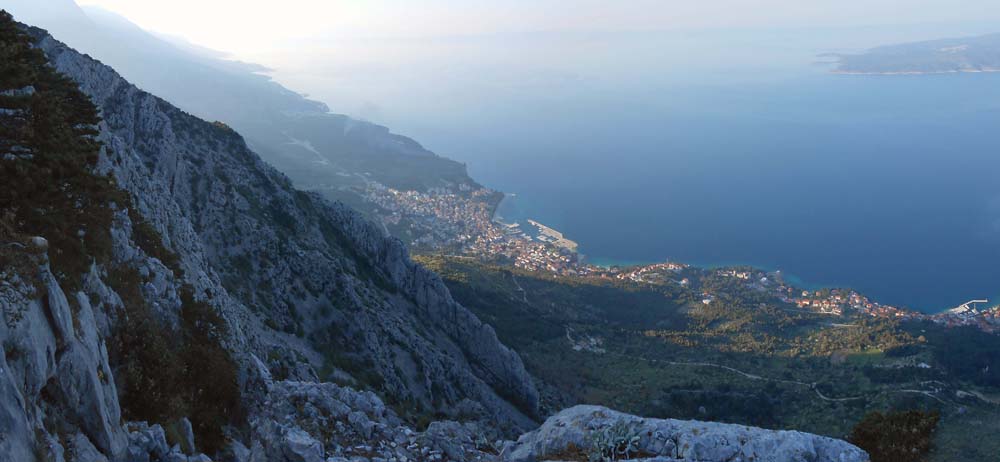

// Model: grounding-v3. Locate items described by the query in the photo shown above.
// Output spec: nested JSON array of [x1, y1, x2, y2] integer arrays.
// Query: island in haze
[[830, 32, 1000, 74], [6, 2, 1000, 461]]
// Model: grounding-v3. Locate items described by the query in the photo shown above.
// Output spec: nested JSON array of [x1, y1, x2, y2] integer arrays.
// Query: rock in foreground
[[505, 405, 869, 462]]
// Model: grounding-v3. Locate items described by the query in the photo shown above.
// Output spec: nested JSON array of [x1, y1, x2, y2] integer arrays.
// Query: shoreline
[[587, 252, 996, 315], [832, 68, 1000, 76], [488, 192, 993, 316]]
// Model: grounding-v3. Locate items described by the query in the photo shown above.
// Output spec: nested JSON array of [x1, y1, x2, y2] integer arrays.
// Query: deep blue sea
[[487, 70, 1000, 312], [485, 70, 1000, 312], [266, 26, 1000, 312]]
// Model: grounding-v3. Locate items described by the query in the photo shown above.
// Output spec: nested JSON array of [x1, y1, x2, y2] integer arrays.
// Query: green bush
[[0, 11, 124, 292], [587, 420, 645, 462], [849, 409, 940, 462], [178, 288, 243, 453], [129, 209, 182, 275], [111, 283, 242, 454]]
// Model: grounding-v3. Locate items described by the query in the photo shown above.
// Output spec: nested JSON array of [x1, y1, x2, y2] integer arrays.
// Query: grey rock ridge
[[506, 405, 869, 462], [0, 16, 869, 462], [31, 19, 538, 429]]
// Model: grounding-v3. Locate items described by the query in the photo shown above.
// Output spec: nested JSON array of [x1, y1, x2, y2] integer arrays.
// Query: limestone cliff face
[[30, 24, 540, 431], [0, 252, 128, 461]]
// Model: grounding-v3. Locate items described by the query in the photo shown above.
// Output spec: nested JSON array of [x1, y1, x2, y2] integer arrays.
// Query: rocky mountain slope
[[4, 0, 479, 203], [0, 12, 868, 462], [43, 12, 539, 426], [2, 10, 535, 458]]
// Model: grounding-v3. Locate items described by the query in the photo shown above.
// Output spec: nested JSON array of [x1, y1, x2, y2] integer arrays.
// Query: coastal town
[[360, 183, 584, 272], [608, 258, 1000, 333], [361, 182, 1000, 334], [612, 260, 1000, 333]]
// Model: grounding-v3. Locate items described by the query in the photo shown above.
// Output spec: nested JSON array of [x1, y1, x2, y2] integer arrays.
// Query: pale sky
[[74, 0, 1000, 56]]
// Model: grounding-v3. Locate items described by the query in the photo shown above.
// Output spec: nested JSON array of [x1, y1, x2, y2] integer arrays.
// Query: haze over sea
[[254, 24, 1000, 313]]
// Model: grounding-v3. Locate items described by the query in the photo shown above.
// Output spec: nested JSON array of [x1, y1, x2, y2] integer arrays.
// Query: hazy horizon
[[8, 1, 1000, 127], [29, 0, 1000, 54], [4, 0, 1000, 311]]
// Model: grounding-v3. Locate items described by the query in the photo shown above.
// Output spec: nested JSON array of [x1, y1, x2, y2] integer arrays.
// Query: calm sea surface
[[262, 27, 1000, 312], [486, 70, 1000, 312]]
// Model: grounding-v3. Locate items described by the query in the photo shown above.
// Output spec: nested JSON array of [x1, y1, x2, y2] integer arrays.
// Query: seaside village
[[361, 183, 582, 272], [362, 182, 1000, 334]]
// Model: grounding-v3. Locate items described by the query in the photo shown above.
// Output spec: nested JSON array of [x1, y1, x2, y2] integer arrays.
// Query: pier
[[948, 299, 990, 314]]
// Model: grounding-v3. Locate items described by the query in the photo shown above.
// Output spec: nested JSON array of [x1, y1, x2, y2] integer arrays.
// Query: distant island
[[830, 32, 1000, 75]]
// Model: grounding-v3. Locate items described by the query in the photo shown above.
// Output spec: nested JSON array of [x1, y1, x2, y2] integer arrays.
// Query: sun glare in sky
[[74, 0, 1000, 56]]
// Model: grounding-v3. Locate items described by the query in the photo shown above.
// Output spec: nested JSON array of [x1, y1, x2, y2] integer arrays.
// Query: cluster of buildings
[[748, 271, 999, 333], [467, 222, 580, 273], [717, 269, 752, 280], [361, 184, 498, 249], [602, 262, 690, 283], [362, 184, 586, 273], [362, 182, 1000, 335], [779, 287, 914, 318], [931, 302, 1000, 333]]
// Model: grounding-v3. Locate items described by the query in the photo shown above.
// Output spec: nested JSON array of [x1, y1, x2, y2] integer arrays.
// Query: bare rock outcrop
[[505, 405, 869, 462], [0, 257, 127, 461]]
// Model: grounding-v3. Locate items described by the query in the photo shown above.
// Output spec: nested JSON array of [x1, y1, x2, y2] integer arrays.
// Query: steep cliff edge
[[33, 23, 540, 430], [2, 10, 536, 458], [0, 12, 869, 462], [53, 25, 537, 423]]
